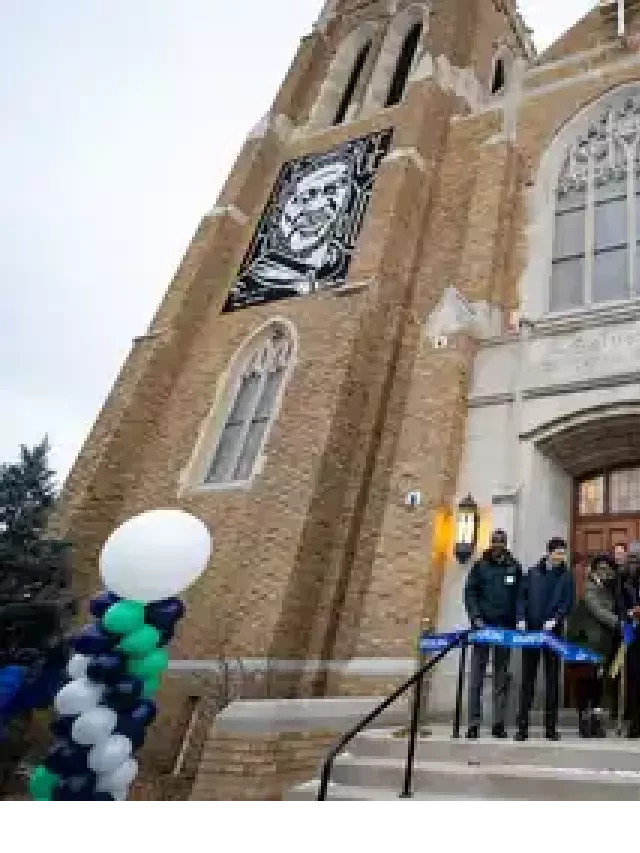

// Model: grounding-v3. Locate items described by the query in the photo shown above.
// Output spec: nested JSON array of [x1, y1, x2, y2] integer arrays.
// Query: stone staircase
[[286, 725, 640, 800]]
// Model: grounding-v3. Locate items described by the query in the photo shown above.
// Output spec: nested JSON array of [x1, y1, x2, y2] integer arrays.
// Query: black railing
[[317, 631, 471, 800]]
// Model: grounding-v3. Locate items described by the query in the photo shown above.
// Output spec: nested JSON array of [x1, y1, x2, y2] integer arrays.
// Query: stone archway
[[536, 405, 640, 477]]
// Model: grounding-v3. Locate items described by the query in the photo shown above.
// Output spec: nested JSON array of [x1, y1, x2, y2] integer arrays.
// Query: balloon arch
[[28, 508, 212, 801]]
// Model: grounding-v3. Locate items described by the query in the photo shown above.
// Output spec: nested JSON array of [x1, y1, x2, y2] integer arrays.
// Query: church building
[[53, 0, 640, 798]]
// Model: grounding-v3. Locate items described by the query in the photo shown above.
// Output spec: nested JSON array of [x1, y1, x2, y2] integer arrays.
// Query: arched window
[[360, 5, 428, 116], [333, 41, 372, 125], [548, 88, 640, 313], [385, 21, 423, 107], [204, 325, 294, 484], [307, 23, 378, 130], [179, 321, 296, 492]]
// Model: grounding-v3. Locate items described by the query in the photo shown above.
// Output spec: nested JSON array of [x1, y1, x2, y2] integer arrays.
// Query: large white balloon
[[96, 758, 138, 794], [54, 678, 104, 717], [88, 735, 133, 774], [67, 654, 89, 680], [99, 509, 212, 603], [72, 707, 118, 746]]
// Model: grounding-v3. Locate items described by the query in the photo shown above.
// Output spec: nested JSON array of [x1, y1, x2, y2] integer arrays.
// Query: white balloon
[[67, 654, 89, 680], [54, 678, 104, 717], [99, 509, 212, 602], [72, 706, 118, 746], [96, 758, 138, 794], [88, 734, 132, 774], [110, 787, 129, 801]]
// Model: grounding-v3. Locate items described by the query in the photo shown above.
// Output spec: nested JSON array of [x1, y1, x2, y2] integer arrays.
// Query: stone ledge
[[213, 697, 410, 734]]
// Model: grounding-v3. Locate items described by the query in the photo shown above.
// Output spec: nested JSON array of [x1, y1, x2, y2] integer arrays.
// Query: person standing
[[515, 537, 575, 741], [566, 553, 619, 737], [614, 542, 628, 572], [617, 542, 640, 737], [463, 529, 522, 739]]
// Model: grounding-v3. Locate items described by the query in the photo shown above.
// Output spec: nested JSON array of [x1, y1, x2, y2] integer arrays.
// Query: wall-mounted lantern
[[454, 493, 479, 565]]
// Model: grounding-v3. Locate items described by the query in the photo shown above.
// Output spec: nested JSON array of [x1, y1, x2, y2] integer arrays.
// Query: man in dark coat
[[464, 529, 522, 739], [515, 537, 575, 741]]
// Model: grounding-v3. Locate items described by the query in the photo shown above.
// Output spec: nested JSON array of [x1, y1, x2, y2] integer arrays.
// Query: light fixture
[[454, 493, 479, 565]]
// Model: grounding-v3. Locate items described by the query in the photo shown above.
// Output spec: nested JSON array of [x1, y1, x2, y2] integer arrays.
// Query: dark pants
[[517, 646, 559, 733], [574, 663, 603, 714], [468, 644, 511, 728]]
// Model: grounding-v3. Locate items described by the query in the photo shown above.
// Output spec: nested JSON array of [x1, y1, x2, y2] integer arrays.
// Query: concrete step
[[283, 727, 640, 808], [350, 727, 640, 771], [328, 754, 640, 799], [282, 779, 616, 809]]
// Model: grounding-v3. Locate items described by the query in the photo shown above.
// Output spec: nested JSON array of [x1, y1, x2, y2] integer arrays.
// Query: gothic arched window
[[180, 321, 296, 492], [385, 21, 423, 107], [360, 5, 428, 116], [333, 41, 372, 125], [307, 23, 379, 130], [204, 325, 294, 484], [548, 89, 640, 312]]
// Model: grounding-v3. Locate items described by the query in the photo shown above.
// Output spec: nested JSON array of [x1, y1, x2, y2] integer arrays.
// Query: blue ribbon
[[419, 627, 602, 664], [623, 621, 637, 646]]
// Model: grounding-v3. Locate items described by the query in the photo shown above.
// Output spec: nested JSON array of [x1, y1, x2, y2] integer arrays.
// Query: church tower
[[55, 0, 540, 795]]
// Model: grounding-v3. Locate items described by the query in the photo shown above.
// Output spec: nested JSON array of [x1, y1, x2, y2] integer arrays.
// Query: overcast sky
[[0, 0, 596, 485]]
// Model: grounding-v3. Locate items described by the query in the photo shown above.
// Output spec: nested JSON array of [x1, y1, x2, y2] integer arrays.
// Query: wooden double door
[[572, 517, 640, 597]]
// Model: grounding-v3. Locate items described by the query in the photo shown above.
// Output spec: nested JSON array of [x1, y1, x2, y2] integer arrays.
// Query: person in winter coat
[[463, 529, 522, 739], [566, 553, 619, 738], [617, 541, 640, 737], [515, 537, 575, 741]]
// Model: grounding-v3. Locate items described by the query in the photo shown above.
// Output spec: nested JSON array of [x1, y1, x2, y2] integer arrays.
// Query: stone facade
[[51, 0, 640, 797]]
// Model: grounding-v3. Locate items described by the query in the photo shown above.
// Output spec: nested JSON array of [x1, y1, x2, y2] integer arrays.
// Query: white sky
[[0, 1, 596, 484]]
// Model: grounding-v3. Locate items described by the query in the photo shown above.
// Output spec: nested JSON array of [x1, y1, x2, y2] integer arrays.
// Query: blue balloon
[[44, 739, 89, 776], [105, 676, 144, 713], [89, 591, 121, 619], [53, 772, 97, 801], [17, 667, 65, 712], [130, 699, 157, 728], [72, 624, 116, 656], [86, 653, 127, 686], [144, 598, 185, 632], [0, 666, 26, 713]]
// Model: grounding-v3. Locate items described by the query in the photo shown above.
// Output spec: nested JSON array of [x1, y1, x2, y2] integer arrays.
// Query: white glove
[[543, 619, 556, 631], [517, 621, 526, 631]]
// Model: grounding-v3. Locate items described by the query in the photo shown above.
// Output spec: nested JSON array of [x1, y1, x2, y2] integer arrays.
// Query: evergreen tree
[[0, 439, 72, 665]]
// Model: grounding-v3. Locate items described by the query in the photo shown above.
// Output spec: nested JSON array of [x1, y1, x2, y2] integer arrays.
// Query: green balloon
[[102, 600, 146, 635], [117, 625, 161, 657], [142, 675, 161, 698], [127, 648, 169, 679], [29, 765, 59, 801]]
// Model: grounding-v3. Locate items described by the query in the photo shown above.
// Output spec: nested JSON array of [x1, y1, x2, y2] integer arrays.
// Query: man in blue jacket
[[515, 537, 575, 741], [464, 529, 522, 739]]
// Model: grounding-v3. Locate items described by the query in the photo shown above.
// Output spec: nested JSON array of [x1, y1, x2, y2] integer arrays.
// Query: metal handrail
[[317, 630, 471, 800]]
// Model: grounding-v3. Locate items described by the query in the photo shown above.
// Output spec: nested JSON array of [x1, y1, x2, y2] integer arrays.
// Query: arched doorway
[[536, 409, 640, 709], [537, 409, 640, 579]]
